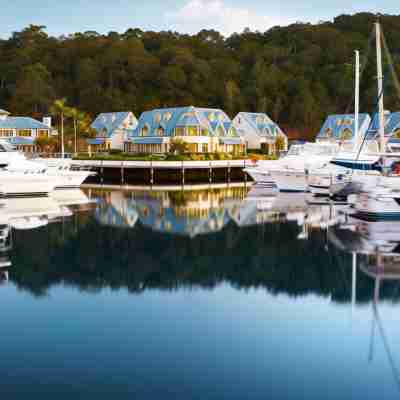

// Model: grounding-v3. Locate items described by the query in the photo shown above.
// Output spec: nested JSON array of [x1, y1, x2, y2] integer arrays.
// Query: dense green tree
[[0, 13, 399, 140]]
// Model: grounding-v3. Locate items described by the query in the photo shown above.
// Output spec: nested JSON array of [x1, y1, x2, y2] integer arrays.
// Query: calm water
[[1, 185, 400, 399]]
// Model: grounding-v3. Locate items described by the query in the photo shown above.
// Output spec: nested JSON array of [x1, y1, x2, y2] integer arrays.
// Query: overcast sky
[[0, 0, 398, 38]]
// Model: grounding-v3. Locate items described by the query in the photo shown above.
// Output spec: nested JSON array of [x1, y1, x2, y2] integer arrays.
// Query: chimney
[[42, 116, 52, 128]]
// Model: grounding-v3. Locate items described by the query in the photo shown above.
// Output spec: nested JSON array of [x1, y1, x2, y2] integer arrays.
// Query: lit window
[[340, 128, 352, 140], [18, 129, 32, 137], [175, 127, 185, 136], [154, 113, 161, 123], [164, 112, 172, 122], [324, 128, 332, 138], [394, 128, 400, 139], [201, 128, 209, 136], [0, 129, 13, 137], [157, 127, 164, 137], [140, 125, 149, 137], [187, 127, 198, 136], [208, 112, 215, 122]]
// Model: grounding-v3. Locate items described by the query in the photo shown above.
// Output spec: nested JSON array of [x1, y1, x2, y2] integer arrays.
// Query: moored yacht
[[268, 142, 340, 192]]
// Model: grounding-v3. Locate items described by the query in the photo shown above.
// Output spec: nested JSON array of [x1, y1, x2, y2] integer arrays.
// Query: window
[[156, 127, 165, 137], [0, 129, 13, 137], [394, 128, 400, 139], [140, 125, 149, 137], [218, 113, 224, 122], [208, 112, 215, 122], [256, 115, 264, 124], [154, 113, 161, 123], [202, 143, 208, 153], [187, 126, 198, 136], [324, 128, 332, 138], [38, 129, 48, 138], [163, 112, 172, 122], [174, 127, 185, 136], [217, 126, 225, 137], [18, 129, 32, 137], [201, 128, 209, 136], [340, 128, 352, 141], [336, 119, 343, 126], [228, 127, 237, 137]]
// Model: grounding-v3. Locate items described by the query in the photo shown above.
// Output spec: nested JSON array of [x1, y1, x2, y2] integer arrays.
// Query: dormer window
[[340, 128, 352, 140], [218, 113, 224, 122], [154, 113, 161, 123], [324, 128, 332, 138], [208, 112, 215, 122], [163, 112, 172, 122], [140, 124, 149, 137]]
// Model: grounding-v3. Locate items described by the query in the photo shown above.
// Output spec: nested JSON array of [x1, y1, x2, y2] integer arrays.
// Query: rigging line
[[381, 29, 400, 102], [344, 28, 375, 114], [355, 74, 389, 163]]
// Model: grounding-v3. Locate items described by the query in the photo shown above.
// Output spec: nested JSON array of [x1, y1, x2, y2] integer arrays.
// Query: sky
[[0, 0, 398, 39]]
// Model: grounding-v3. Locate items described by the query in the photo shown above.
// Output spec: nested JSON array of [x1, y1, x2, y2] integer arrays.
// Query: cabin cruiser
[[33, 158, 94, 189], [266, 142, 340, 192], [0, 140, 93, 191], [245, 143, 339, 188]]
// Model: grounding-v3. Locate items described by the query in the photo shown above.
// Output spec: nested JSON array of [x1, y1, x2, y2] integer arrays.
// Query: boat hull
[[269, 170, 309, 192]]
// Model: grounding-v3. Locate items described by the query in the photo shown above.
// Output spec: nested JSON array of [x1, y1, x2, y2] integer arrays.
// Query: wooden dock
[[73, 159, 254, 185]]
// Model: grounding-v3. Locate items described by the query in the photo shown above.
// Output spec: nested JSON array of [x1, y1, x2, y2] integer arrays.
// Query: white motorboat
[[34, 158, 94, 189], [244, 143, 338, 186], [0, 170, 58, 197], [263, 142, 340, 192]]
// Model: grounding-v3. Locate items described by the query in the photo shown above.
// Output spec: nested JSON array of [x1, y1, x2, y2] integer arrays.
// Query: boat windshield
[[303, 143, 338, 156], [287, 145, 304, 156], [0, 141, 17, 152]]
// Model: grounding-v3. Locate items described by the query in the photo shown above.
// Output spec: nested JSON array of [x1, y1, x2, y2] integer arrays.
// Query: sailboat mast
[[354, 50, 360, 149], [376, 22, 385, 152]]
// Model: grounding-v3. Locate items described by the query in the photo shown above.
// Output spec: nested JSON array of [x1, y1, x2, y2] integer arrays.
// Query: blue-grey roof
[[7, 136, 35, 145], [234, 112, 285, 138], [129, 106, 235, 139], [317, 113, 371, 140], [0, 116, 51, 130], [91, 112, 137, 138]]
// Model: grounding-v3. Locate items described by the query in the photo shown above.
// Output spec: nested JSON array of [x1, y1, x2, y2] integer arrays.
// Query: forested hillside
[[1, 12, 400, 138]]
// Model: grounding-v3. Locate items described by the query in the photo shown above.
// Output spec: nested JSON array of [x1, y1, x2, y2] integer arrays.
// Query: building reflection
[[90, 184, 285, 236]]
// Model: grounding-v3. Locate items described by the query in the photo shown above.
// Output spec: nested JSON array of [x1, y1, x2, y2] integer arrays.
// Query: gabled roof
[[317, 113, 371, 140], [91, 111, 137, 138], [129, 106, 235, 138], [0, 116, 51, 130], [233, 112, 285, 138]]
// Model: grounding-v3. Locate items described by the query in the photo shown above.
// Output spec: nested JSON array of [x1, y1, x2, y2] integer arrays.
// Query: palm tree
[[67, 107, 85, 155], [50, 98, 68, 157]]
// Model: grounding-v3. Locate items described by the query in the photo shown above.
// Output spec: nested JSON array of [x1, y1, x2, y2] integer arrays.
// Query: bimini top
[[233, 112, 285, 138], [317, 114, 371, 141], [129, 106, 238, 139], [0, 116, 51, 130], [91, 111, 137, 138]]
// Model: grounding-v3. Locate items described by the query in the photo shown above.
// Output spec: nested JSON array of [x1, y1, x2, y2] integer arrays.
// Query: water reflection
[[330, 220, 400, 392], [4, 185, 400, 398]]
